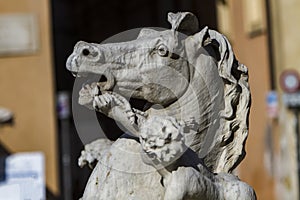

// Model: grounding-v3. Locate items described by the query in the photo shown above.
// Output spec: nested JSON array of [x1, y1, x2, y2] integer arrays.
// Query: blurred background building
[[0, 0, 299, 199], [218, 0, 300, 199]]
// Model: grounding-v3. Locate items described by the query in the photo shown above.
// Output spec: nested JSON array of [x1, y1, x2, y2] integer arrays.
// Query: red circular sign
[[280, 70, 300, 93]]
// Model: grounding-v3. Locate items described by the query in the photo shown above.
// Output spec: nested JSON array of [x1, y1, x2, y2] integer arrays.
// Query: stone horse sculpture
[[67, 12, 256, 200]]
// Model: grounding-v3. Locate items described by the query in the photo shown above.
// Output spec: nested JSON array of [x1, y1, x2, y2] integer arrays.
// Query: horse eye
[[82, 48, 90, 56], [82, 48, 99, 58], [157, 44, 168, 57]]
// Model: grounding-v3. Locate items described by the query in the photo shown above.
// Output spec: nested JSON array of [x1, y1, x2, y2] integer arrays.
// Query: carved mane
[[167, 13, 251, 173], [203, 29, 251, 173]]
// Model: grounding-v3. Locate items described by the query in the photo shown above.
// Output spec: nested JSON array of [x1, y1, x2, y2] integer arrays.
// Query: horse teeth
[[93, 86, 99, 96], [97, 82, 106, 87], [72, 72, 78, 77]]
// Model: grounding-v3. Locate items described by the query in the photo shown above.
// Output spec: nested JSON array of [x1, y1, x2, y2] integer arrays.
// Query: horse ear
[[184, 26, 210, 57], [167, 12, 199, 35]]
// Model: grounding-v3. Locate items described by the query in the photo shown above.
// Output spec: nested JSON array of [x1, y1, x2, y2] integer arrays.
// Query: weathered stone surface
[[67, 11, 255, 200], [81, 138, 165, 200]]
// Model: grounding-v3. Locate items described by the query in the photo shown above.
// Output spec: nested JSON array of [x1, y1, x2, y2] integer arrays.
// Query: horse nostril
[[82, 48, 90, 56], [99, 75, 108, 83]]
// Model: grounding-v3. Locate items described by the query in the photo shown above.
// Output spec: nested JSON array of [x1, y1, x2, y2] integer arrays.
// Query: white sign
[[0, 152, 45, 200], [0, 184, 21, 200], [0, 14, 39, 56]]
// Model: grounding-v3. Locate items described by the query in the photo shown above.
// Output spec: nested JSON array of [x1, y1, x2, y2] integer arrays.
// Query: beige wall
[[0, 0, 59, 195], [217, 0, 275, 199]]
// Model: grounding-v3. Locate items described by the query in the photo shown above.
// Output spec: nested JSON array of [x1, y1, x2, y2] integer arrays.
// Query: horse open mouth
[[73, 71, 114, 92], [77, 73, 153, 112], [76, 73, 113, 107]]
